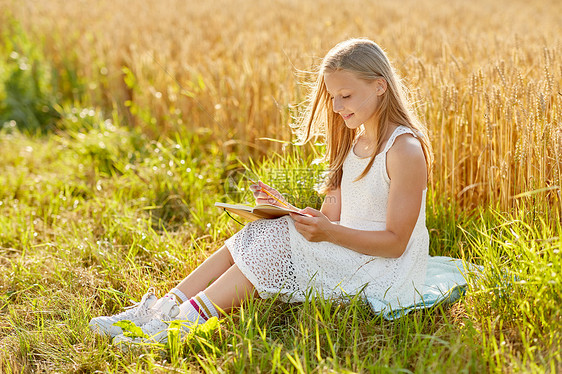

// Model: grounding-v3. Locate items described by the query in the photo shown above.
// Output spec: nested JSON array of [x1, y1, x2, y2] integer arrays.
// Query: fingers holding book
[[290, 207, 334, 242]]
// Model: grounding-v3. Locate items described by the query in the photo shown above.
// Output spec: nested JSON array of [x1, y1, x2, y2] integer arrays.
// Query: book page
[[215, 202, 306, 221]]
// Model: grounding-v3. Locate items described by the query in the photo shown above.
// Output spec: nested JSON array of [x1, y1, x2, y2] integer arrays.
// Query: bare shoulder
[[388, 133, 424, 158], [386, 133, 427, 184]]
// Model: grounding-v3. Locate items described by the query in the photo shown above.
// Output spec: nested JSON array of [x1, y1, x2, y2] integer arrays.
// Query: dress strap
[[381, 126, 417, 154]]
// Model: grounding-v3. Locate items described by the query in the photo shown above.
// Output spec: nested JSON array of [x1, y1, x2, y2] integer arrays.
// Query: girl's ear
[[376, 78, 388, 96]]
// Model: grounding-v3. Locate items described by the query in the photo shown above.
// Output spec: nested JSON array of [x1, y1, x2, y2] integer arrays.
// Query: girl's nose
[[332, 97, 343, 113]]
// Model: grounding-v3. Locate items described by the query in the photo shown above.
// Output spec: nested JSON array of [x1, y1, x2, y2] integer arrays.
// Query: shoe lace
[[116, 287, 156, 318], [142, 303, 179, 332]]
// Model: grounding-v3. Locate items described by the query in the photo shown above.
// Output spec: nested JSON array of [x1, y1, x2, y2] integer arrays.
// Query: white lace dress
[[225, 126, 429, 309]]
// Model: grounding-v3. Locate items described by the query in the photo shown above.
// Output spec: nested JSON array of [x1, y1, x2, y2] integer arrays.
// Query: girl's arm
[[320, 187, 341, 222], [290, 134, 427, 258]]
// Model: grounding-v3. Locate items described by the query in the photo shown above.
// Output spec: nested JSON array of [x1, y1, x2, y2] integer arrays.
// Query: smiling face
[[323, 69, 384, 131]]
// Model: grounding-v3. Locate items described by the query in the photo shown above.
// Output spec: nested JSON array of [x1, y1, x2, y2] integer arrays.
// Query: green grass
[[0, 109, 560, 373]]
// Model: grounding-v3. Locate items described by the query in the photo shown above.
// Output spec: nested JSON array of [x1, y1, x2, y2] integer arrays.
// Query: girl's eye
[[342, 95, 350, 99]]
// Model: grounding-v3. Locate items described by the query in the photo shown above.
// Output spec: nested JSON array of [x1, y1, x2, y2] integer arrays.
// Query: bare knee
[[218, 245, 235, 266]]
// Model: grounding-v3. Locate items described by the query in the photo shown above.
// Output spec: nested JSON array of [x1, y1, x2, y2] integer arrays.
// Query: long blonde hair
[[294, 38, 433, 193]]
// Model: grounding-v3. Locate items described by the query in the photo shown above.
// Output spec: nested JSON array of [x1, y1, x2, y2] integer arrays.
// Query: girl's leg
[[113, 263, 257, 345], [203, 264, 257, 314], [174, 264, 257, 325], [172, 245, 235, 300]]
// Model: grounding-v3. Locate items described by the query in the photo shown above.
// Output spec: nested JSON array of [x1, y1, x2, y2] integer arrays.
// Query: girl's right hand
[[250, 181, 290, 208]]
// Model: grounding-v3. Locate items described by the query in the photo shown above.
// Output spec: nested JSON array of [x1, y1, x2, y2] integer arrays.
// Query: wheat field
[[2, 0, 561, 215]]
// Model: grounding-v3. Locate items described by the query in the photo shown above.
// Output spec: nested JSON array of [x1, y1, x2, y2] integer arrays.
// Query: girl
[[90, 38, 433, 345]]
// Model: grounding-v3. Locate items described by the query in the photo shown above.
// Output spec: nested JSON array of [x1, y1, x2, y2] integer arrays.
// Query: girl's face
[[323, 69, 383, 130]]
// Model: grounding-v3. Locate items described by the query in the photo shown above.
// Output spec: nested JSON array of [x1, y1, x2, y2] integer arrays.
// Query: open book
[[215, 202, 306, 222]]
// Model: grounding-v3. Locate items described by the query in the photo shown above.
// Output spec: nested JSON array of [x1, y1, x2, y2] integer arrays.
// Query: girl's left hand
[[290, 207, 334, 242]]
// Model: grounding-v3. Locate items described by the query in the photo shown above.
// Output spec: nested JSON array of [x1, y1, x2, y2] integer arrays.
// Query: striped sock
[[197, 292, 219, 318], [178, 292, 219, 324], [168, 288, 188, 304]]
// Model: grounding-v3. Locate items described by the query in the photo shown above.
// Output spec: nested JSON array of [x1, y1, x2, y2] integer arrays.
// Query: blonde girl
[[90, 38, 433, 345]]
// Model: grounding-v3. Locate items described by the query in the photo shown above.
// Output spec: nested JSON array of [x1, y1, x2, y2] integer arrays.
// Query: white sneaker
[[113, 294, 192, 346], [89, 287, 158, 337]]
